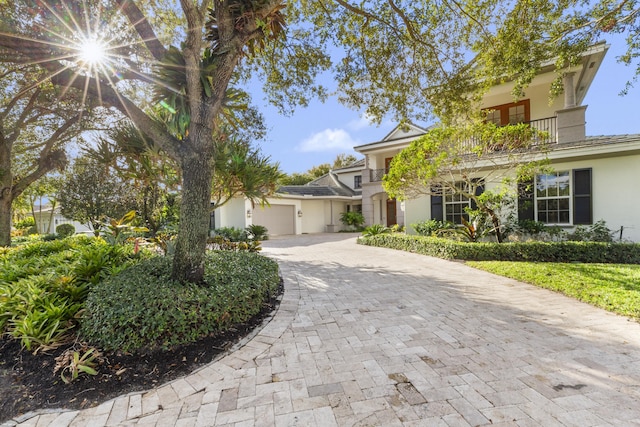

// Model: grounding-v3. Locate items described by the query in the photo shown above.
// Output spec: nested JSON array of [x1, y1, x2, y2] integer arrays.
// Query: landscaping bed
[[0, 237, 282, 422]]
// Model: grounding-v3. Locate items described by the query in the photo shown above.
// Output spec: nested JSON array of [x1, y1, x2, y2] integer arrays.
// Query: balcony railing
[[370, 168, 388, 182], [367, 117, 558, 183], [528, 116, 557, 144]]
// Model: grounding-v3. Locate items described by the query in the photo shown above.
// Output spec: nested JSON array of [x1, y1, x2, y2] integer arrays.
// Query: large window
[[536, 172, 570, 224], [484, 100, 530, 126], [444, 182, 471, 224]]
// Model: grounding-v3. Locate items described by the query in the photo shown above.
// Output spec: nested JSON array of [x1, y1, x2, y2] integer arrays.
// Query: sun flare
[[78, 37, 107, 66]]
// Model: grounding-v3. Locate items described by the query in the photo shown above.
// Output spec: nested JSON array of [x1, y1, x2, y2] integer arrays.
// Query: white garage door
[[252, 205, 295, 235]]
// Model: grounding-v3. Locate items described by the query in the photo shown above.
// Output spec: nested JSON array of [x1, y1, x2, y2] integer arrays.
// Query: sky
[[247, 34, 640, 175]]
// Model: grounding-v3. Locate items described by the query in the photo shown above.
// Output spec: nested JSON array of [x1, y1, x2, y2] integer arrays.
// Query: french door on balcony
[[386, 198, 397, 226], [484, 99, 530, 125]]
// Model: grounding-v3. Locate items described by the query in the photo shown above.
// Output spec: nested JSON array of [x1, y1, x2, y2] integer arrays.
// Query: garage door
[[252, 205, 295, 236]]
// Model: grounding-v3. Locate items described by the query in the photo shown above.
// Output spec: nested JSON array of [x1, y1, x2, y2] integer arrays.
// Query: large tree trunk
[[0, 140, 13, 246], [172, 150, 214, 283], [0, 194, 12, 247]]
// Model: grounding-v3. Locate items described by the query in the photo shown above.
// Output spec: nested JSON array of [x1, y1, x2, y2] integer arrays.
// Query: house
[[216, 41, 640, 241], [354, 41, 640, 241], [30, 205, 93, 235], [212, 162, 363, 236]]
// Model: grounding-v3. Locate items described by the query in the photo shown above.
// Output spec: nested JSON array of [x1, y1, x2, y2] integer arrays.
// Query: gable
[[382, 123, 428, 142]]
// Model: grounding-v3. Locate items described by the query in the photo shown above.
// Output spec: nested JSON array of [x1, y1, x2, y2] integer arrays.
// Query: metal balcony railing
[[369, 168, 388, 182], [366, 117, 557, 182]]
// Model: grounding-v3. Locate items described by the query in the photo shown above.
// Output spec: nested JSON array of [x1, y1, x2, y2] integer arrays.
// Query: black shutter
[[573, 168, 592, 225], [470, 179, 484, 210], [431, 195, 443, 221], [518, 180, 534, 221]]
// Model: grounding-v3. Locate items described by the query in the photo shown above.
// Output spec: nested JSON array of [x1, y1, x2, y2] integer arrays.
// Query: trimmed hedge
[[80, 252, 280, 353], [357, 234, 640, 264]]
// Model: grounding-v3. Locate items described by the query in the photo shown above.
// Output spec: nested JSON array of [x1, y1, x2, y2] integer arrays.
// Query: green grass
[[466, 261, 640, 320]]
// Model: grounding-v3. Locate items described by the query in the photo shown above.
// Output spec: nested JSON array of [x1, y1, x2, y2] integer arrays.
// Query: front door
[[386, 198, 396, 227]]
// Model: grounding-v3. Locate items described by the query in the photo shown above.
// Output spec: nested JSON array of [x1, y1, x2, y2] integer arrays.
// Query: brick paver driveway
[[7, 233, 640, 426]]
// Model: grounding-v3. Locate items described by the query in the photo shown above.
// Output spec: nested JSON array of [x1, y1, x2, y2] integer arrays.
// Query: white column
[[563, 73, 576, 108]]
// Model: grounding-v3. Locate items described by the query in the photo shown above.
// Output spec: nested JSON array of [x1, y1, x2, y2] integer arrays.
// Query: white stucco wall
[[300, 199, 326, 233], [550, 154, 640, 242], [401, 152, 640, 242], [216, 197, 249, 230], [481, 74, 562, 121], [334, 170, 362, 190]]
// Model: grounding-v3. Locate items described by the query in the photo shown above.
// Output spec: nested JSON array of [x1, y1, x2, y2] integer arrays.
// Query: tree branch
[[115, 0, 169, 61]]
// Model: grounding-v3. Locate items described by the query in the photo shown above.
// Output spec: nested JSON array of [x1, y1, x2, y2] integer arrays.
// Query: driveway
[[9, 233, 640, 426]]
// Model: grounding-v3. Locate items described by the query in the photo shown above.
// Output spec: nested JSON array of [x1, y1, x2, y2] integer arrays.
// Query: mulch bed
[[0, 282, 283, 423]]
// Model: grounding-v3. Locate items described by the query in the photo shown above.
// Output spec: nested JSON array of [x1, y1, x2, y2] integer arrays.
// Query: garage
[[252, 204, 295, 236]]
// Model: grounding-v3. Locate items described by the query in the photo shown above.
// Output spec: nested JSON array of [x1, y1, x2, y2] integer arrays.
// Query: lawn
[[466, 261, 640, 320]]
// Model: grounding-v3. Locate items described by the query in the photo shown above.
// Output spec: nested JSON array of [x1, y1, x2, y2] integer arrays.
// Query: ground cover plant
[[467, 261, 640, 320], [0, 235, 282, 422]]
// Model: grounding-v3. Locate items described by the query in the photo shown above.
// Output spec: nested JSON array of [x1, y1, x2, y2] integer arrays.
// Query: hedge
[[80, 252, 280, 353], [357, 234, 640, 264]]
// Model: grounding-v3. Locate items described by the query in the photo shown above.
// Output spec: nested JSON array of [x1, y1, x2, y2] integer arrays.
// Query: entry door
[[386, 199, 397, 227]]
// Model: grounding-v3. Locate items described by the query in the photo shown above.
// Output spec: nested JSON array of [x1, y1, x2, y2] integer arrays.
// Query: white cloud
[[297, 128, 360, 152]]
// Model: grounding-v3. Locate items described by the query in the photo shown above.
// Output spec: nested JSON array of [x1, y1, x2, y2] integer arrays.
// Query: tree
[[280, 153, 359, 185], [58, 158, 136, 235], [19, 174, 63, 234], [85, 122, 182, 235], [0, 63, 88, 245], [1, 0, 637, 280], [211, 135, 283, 209], [0, 0, 329, 283], [295, 0, 640, 124], [383, 122, 550, 243]]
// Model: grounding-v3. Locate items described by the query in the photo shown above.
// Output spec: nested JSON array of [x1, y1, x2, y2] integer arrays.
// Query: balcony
[[528, 116, 557, 144], [366, 116, 558, 183], [369, 168, 388, 182]]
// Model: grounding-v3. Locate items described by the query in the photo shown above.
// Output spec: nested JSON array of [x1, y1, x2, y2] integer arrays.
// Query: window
[[431, 181, 483, 224], [536, 172, 570, 224], [445, 182, 472, 224], [518, 169, 592, 225], [354, 175, 362, 189], [483, 100, 530, 126]]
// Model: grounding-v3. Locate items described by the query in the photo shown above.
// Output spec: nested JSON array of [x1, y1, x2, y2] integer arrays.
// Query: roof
[[332, 158, 365, 172], [278, 171, 360, 198]]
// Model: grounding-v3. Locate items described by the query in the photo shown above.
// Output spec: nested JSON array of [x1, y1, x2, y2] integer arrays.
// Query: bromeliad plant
[[55, 345, 101, 384], [0, 236, 144, 353], [100, 210, 149, 245]]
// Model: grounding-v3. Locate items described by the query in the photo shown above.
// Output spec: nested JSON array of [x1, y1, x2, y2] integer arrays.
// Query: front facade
[[216, 42, 640, 241], [354, 42, 640, 242], [213, 167, 363, 236]]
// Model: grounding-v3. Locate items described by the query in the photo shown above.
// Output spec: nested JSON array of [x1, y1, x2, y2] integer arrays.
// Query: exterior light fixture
[[297, 210, 303, 217], [246, 209, 252, 218]]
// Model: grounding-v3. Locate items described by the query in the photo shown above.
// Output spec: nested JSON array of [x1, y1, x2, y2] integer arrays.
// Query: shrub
[[56, 224, 76, 238], [357, 233, 640, 264], [340, 212, 365, 229], [567, 220, 614, 242], [246, 224, 269, 241], [42, 233, 59, 241], [517, 219, 547, 235], [80, 252, 280, 353], [361, 224, 391, 237], [213, 226, 248, 242], [14, 217, 35, 230], [412, 219, 454, 236]]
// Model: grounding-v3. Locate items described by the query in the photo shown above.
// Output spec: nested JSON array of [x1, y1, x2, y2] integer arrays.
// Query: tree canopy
[[0, 0, 637, 280]]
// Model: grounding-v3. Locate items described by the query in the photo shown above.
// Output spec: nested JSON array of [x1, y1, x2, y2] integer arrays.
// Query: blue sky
[[248, 35, 640, 175]]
